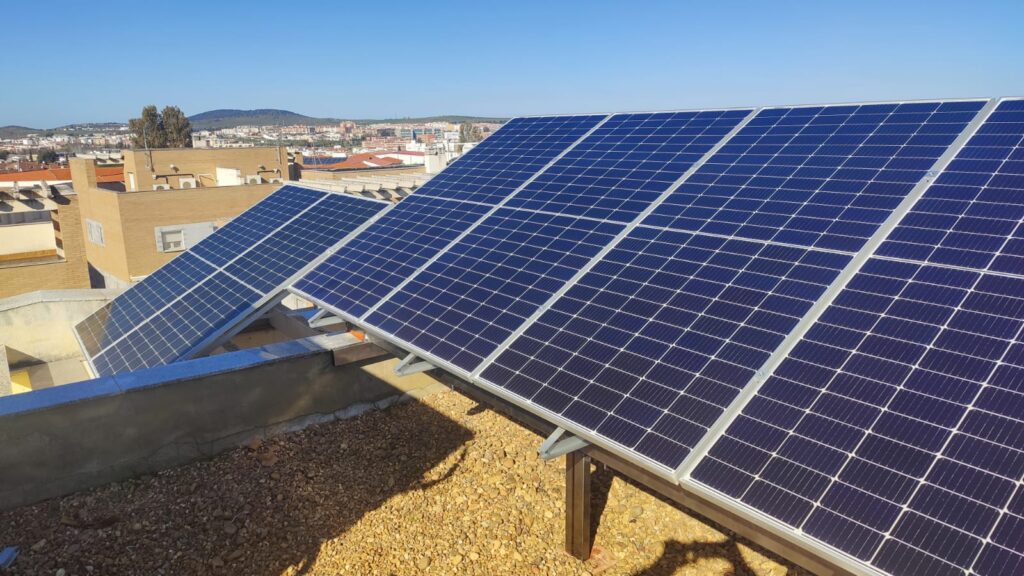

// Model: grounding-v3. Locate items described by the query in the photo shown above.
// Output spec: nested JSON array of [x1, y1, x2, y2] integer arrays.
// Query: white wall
[[0, 222, 56, 256], [215, 167, 243, 186]]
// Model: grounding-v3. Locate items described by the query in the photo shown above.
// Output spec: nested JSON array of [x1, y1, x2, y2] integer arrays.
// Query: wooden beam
[[565, 451, 592, 560]]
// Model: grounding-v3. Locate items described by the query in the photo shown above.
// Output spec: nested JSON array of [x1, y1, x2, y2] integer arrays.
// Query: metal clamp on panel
[[394, 352, 435, 376], [538, 427, 590, 461]]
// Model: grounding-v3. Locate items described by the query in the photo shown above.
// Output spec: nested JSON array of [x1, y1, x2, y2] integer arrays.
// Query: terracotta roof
[[0, 166, 123, 184]]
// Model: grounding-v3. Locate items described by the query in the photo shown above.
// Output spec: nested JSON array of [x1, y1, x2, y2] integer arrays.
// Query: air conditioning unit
[[152, 183, 172, 191], [268, 177, 283, 184], [178, 177, 197, 189], [244, 175, 262, 185]]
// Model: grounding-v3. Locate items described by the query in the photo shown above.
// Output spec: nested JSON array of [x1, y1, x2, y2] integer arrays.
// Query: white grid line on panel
[[180, 195, 394, 361], [471, 109, 764, 379], [479, 232, 844, 465], [90, 190, 388, 370], [357, 115, 613, 322], [675, 98, 1001, 481]]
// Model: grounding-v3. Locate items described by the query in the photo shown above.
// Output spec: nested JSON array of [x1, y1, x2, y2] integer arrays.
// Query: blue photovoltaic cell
[[75, 252, 215, 358], [366, 208, 623, 372], [878, 99, 1024, 273], [190, 185, 326, 266], [480, 226, 849, 469], [504, 110, 751, 222], [91, 272, 260, 376], [693, 257, 1024, 576], [643, 101, 984, 253], [223, 192, 386, 293], [414, 115, 605, 205], [293, 195, 492, 318], [79, 187, 386, 376]]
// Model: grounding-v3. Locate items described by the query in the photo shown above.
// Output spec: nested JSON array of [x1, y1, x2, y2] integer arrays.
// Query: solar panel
[[877, 99, 1024, 271], [191, 185, 325, 266], [692, 258, 1024, 576], [504, 110, 751, 222], [289, 99, 1024, 576], [290, 115, 609, 317], [77, 186, 388, 376], [91, 271, 261, 376], [414, 115, 604, 205], [643, 101, 985, 253], [293, 195, 492, 318], [223, 193, 385, 293], [480, 227, 850, 470], [78, 186, 329, 359], [75, 252, 216, 358], [367, 208, 624, 371], [349, 110, 754, 368]]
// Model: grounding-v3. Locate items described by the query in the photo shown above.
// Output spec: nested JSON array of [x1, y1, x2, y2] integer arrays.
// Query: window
[[159, 229, 184, 252], [154, 222, 214, 252], [0, 211, 51, 226], [86, 218, 105, 246]]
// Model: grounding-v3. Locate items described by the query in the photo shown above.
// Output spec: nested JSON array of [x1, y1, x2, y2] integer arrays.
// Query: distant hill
[[0, 125, 41, 139], [189, 109, 338, 130], [1, 111, 511, 139], [189, 109, 508, 130]]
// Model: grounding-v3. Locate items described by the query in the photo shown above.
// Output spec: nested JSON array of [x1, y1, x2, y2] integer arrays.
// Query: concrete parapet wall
[[0, 333, 444, 510], [0, 289, 120, 367]]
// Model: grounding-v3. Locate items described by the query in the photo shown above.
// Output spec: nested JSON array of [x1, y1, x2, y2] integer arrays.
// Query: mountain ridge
[[188, 109, 508, 130], [1, 110, 510, 137]]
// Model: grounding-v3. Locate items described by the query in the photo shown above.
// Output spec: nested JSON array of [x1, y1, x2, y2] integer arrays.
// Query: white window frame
[[86, 218, 105, 246], [159, 229, 185, 252]]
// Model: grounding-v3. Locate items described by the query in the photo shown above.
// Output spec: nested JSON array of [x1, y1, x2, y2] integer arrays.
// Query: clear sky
[[3, 0, 1022, 127]]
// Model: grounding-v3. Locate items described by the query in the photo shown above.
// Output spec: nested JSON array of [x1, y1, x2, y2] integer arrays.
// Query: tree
[[37, 149, 59, 164], [161, 106, 193, 148], [0, 151, 9, 161], [459, 122, 481, 143], [128, 105, 193, 149], [129, 105, 166, 148]]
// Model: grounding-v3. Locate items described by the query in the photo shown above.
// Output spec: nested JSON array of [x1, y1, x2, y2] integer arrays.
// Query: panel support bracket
[[538, 427, 590, 461], [394, 352, 435, 376], [308, 308, 331, 325], [565, 450, 592, 561]]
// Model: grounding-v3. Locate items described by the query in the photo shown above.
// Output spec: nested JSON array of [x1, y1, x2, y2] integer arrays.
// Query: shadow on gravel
[[629, 539, 747, 576], [0, 378, 473, 576], [596, 469, 803, 576]]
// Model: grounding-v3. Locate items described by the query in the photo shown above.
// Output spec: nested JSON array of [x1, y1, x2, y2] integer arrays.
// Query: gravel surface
[[0, 389, 806, 575]]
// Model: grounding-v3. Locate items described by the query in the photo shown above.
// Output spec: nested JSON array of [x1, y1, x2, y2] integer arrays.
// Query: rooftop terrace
[[0, 388, 801, 576]]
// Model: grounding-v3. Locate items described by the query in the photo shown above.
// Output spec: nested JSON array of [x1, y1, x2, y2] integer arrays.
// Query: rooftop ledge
[[0, 333, 444, 511], [0, 337, 800, 576]]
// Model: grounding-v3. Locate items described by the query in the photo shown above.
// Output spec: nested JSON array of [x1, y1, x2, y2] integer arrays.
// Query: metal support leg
[[565, 451, 592, 561]]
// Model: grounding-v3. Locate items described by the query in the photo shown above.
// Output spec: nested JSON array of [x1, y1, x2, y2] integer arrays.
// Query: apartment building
[[71, 146, 288, 288], [0, 184, 90, 299]]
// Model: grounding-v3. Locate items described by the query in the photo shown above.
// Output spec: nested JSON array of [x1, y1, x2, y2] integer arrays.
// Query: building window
[[159, 229, 185, 252], [0, 211, 51, 226], [86, 218, 105, 246]]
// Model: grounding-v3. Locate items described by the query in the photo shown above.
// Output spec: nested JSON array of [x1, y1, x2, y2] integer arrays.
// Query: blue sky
[[3, 0, 1022, 127]]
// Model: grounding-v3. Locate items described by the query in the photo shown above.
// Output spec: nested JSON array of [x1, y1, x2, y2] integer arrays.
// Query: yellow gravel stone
[[0, 389, 806, 575]]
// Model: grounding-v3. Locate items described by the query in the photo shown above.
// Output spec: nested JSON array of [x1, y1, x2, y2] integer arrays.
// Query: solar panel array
[[480, 229, 851, 467], [694, 98, 1024, 576], [291, 98, 1024, 576], [292, 115, 605, 317], [76, 185, 387, 376]]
